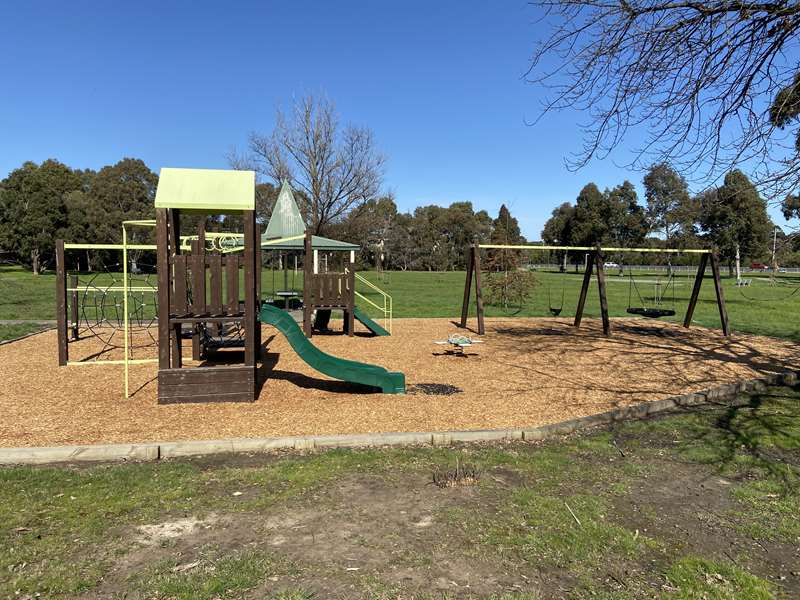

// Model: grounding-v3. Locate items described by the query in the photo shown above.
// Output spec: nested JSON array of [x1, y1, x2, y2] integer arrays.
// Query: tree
[[385, 212, 416, 271], [0, 160, 81, 273], [643, 164, 691, 242], [607, 180, 648, 247], [486, 204, 525, 272], [484, 205, 535, 308], [542, 180, 650, 268], [83, 158, 158, 246], [246, 94, 386, 234], [328, 194, 399, 267], [570, 183, 619, 247], [700, 170, 773, 279], [528, 2, 800, 194], [542, 201, 576, 270]]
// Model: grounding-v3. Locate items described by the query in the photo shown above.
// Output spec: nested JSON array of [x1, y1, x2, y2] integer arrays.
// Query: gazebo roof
[[263, 235, 359, 251], [263, 180, 305, 239], [260, 181, 359, 252]]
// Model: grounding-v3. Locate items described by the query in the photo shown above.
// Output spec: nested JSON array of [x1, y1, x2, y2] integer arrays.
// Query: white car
[[603, 261, 620, 269]]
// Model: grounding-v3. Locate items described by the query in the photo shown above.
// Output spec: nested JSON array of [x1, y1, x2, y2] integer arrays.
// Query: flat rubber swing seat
[[626, 307, 676, 318]]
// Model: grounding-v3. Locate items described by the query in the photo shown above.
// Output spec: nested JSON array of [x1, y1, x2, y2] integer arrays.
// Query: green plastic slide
[[352, 306, 390, 336], [259, 303, 405, 394]]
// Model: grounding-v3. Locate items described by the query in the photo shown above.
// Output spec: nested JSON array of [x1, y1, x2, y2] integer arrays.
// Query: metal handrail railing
[[354, 273, 392, 333]]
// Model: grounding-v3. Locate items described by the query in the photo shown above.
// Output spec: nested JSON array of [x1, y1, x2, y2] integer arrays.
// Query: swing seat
[[626, 307, 676, 319], [549, 308, 563, 317]]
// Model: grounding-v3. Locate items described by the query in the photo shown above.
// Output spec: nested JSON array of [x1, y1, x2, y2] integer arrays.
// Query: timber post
[[709, 249, 730, 336], [594, 247, 610, 336], [55, 239, 68, 366], [243, 210, 257, 368], [460, 245, 475, 329], [473, 245, 485, 335], [303, 230, 313, 337], [574, 250, 595, 329], [683, 252, 709, 329], [155, 208, 171, 370]]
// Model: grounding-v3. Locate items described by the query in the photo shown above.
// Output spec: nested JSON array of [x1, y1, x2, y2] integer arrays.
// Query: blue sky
[[0, 1, 792, 238]]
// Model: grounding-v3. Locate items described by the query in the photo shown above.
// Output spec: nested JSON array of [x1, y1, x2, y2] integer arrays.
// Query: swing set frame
[[460, 244, 729, 337]]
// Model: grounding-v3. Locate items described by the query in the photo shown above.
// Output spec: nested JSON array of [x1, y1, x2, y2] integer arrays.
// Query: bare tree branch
[[244, 94, 386, 234], [527, 1, 800, 198]]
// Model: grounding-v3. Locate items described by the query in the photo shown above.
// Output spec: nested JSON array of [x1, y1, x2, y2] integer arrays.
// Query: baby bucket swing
[[547, 284, 565, 316]]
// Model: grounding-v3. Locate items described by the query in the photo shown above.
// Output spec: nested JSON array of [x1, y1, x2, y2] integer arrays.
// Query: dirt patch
[[134, 515, 216, 546], [610, 459, 800, 596], [1, 317, 797, 448], [242, 472, 530, 598]]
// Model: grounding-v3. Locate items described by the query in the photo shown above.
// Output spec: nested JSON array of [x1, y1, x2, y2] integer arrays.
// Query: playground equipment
[[256, 181, 392, 336], [547, 285, 565, 317], [433, 334, 484, 356], [152, 168, 262, 403], [56, 168, 404, 401], [261, 303, 403, 392], [300, 231, 390, 337], [460, 243, 729, 337], [55, 221, 160, 398], [625, 268, 677, 318]]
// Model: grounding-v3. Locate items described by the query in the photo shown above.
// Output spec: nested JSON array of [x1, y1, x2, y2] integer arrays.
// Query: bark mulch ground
[[1, 317, 797, 447]]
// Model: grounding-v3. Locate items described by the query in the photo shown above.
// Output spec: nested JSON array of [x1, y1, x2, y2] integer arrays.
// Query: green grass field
[[2, 265, 799, 341]]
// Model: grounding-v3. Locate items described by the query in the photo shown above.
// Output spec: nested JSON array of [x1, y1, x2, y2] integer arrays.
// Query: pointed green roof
[[253, 180, 359, 252], [264, 180, 306, 239]]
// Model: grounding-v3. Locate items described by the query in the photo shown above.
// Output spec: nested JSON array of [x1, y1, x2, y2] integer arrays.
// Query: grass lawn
[[3, 385, 799, 598], [2, 265, 799, 340], [0, 323, 49, 342]]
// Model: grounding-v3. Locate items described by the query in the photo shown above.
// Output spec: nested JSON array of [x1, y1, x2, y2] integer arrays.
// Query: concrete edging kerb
[[1, 371, 796, 466]]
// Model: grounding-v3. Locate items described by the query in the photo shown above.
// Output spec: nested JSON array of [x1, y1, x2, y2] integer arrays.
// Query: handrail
[[354, 272, 392, 333], [354, 291, 383, 312]]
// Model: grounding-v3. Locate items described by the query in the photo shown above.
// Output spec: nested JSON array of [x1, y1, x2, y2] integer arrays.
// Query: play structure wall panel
[[308, 272, 353, 307], [168, 255, 245, 318], [157, 362, 256, 404]]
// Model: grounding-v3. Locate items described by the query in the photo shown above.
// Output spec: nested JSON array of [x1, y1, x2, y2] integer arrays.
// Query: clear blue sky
[[0, 1, 791, 238]]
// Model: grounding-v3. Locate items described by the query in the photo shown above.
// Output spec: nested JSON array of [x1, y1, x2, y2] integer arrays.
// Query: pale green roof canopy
[[155, 168, 255, 213], [261, 181, 359, 252], [264, 180, 306, 239], [262, 235, 359, 251]]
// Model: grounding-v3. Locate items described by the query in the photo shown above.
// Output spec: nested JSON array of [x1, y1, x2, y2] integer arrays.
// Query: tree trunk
[[735, 244, 741, 282], [31, 248, 40, 275]]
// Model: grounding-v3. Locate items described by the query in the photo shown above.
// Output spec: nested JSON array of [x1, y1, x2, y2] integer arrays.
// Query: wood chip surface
[[0, 318, 797, 447]]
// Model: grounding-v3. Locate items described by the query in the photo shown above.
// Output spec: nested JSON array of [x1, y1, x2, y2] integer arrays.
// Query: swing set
[[460, 243, 729, 337]]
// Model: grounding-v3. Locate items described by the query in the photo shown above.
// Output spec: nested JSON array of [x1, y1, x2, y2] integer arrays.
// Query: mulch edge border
[[0, 325, 55, 346], [2, 371, 797, 465]]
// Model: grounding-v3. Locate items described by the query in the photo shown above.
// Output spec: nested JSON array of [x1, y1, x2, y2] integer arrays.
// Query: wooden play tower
[[154, 168, 261, 403]]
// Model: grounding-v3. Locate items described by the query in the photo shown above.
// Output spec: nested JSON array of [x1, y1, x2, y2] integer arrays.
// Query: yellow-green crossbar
[[64, 243, 157, 251], [122, 219, 156, 227], [68, 287, 154, 292], [67, 358, 158, 366], [478, 244, 711, 254]]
